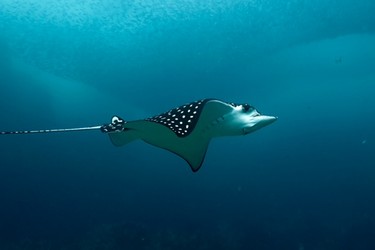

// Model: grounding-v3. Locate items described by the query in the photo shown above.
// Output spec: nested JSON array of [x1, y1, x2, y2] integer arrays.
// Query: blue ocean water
[[0, 0, 375, 249]]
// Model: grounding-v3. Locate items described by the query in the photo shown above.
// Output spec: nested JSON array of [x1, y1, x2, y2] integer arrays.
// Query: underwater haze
[[1, 0, 375, 249]]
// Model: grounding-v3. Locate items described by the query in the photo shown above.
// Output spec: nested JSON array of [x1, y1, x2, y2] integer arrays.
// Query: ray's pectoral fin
[[155, 137, 211, 172], [115, 120, 211, 172], [140, 130, 211, 172]]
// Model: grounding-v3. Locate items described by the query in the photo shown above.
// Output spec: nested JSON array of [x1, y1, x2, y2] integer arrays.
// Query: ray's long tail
[[0, 116, 125, 135]]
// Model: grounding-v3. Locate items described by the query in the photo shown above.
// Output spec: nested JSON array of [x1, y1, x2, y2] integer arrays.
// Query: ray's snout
[[259, 115, 278, 124], [243, 114, 277, 134]]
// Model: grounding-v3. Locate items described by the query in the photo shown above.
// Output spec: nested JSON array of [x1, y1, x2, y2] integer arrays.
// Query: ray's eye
[[242, 104, 254, 112]]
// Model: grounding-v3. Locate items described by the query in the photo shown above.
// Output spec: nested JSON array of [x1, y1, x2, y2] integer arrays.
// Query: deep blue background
[[1, 1, 375, 249]]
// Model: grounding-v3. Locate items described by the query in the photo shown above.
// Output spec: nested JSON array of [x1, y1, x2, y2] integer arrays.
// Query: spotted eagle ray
[[1, 98, 277, 172]]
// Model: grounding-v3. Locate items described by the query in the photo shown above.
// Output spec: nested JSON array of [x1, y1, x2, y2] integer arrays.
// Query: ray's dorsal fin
[[101, 116, 138, 147]]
